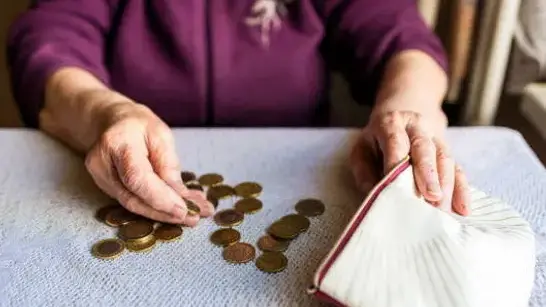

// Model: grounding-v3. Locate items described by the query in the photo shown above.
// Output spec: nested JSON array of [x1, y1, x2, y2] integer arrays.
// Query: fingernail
[[172, 205, 185, 219], [427, 182, 442, 197]]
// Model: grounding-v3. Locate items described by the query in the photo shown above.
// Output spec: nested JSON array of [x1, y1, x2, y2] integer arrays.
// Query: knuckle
[[411, 136, 433, 151]]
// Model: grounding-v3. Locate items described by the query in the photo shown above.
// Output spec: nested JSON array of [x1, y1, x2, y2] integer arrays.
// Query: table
[[0, 127, 544, 307]]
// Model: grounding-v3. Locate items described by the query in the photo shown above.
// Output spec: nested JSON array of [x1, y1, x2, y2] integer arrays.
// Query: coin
[[222, 242, 256, 264], [214, 209, 244, 227], [234, 182, 263, 198], [234, 198, 263, 214], [257, 235, 290, 252], [267, 220, 300, 240], [104, 208, 139, 227], [186, 183, 204, 191], [207, 195, 219, 208], [198, 173, 224, 186], [96, 204, 120, 222], [92, 239, 125, 259], [256, 252, 288, 273], [208, 184, 235, 200], [210, 228, 241, 247], [295, 198, 325, 217], [186, 200, 201, 216], [280, 214, 310, 233], [181, 171, 196, 183], [154, 224, 183, 241], [126, 236, 157, 252], [118, 220, 154, 241]]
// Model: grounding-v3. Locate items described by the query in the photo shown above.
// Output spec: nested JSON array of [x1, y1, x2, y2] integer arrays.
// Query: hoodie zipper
[[204, 0, 214, 125]]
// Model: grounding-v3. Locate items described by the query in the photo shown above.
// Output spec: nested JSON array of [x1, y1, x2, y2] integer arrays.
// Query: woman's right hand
[[85, 101, 214, 226]]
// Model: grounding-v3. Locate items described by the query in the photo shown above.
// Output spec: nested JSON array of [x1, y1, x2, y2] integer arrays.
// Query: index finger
[[374, 114, 411, 174]]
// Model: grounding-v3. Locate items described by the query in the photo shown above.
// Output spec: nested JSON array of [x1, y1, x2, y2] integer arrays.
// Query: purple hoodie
[[7, 0, 447, 128]]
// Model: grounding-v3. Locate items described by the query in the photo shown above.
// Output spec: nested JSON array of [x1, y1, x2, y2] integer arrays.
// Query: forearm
[[40, 67, 133, 153], [372, 50, 449, 134]]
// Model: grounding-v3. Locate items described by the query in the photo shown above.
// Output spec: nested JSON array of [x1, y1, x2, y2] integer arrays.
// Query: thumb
[[350, 134, 381, 194]]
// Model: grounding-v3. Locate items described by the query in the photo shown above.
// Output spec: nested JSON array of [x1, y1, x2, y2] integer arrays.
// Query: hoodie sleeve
[[6, 0, 114, 128], [322, 0, 449, 105]]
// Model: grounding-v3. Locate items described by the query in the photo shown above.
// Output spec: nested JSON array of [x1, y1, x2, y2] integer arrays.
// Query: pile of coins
[[91, 205, 184, 259], [253, 198, 325, 273], [91, 169, 327, 272], [200, 172, 265, 267]]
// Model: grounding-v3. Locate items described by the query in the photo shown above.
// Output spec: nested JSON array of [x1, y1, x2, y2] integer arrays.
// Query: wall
[[0, 1, 27, 127]]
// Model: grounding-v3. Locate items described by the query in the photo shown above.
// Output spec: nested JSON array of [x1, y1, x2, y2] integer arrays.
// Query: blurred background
[[1, 0, 545, 163]]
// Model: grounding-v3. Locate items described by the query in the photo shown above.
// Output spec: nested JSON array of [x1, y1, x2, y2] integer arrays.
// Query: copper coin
[[96, 204, 120, 223], [186, 183, 204, 191], [214, 209, 244, 227], [256, 252, 288, 273], [126, 236, 157, 252], [208, 184, 235, 200], [207, 194, 219, 208], [234, 182, 263, 198], [181, 171, 196, 183], [267, 220, 300, 240], [104, 208, 139, 227], [92, 239, 125, 259], [234, 198, 263, 214], [257, 235, 290, 252], [280, 214, 310, 233], [186, 200, 201, 216], [295, 198, 325, 217], [198, 173, 224, 186], [154, 224, 183, 241], [118, 220, 154, 241], [222, 242, 256, 264], [210, 228, 241, 247]]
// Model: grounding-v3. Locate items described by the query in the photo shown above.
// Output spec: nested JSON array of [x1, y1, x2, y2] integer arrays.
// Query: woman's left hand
[[350, 110, 470, 216]]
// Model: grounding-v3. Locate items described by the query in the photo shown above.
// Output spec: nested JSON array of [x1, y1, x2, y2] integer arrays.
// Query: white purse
[[309, 157, 536, 307]]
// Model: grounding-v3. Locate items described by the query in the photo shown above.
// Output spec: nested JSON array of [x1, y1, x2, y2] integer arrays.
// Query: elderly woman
[[6, 0, 469, 225]]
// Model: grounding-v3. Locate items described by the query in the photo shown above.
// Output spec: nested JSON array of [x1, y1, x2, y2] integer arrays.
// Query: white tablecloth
[[0, 127, 544, 306]]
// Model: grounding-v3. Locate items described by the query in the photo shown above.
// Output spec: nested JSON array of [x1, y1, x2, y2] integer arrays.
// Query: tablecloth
[[0, 127, 544, 307]]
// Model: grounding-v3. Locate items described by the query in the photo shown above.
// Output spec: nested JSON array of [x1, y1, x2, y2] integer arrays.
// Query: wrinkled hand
[[85, 102, 214, 225], [350, 110, 470, 216]]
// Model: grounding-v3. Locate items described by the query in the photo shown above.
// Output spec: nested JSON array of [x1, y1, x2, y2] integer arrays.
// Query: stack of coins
[[91, 205, 183, 259], [254, 198, 326, 273]]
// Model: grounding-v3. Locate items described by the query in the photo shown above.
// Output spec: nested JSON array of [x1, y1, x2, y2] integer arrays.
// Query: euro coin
[[234, 182, 262, 198], [186, 201, 201, 216], [118, 220, 154, 241], [267, 220, 300, 240], [257, 235, 290, 252], [210, 228, 241, 247], [92, 239, 125, 259], [207, 195, 219, 208], [256, 252, 288, 273], [295, 198, 325, 217], [104, 207, 139, 227], [198, 173, 223, 186], [280, 214, 310, 233], [181, 171, 196, 183], [234, 198, 263, 214], [214, 209, 244, 227], [186, 183, 204, 191], [126, 236, 157, 252], [208, 184, 235, 200], [154, 224, 183, 241], [96, 204, 120, 223], [222, 242, 255, 264]]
